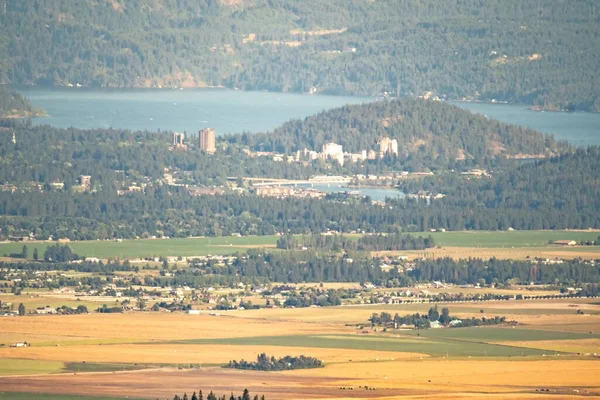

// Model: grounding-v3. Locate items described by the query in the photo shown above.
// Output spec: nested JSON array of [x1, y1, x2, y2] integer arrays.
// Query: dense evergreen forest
[[0, 1, 598, 111], [229, 99, 566, 163], [0, 147, 598, 240], [0, 87, 44, 117], [276, 233, 435, 252]]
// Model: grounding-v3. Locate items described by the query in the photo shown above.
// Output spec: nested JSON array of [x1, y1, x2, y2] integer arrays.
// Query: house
[[429, 321, 442, 329], [187, 310, 201, 315], [35, 306, 55, 315], [554, 240, 577, 246], [449, 319, 463, 327]]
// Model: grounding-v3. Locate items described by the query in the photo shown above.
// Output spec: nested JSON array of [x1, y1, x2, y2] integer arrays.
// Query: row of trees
[[276, 233, 435, 251], [369, 307, 507, 329], [225, 353, 322, 371], [172, 389, 264, 400]]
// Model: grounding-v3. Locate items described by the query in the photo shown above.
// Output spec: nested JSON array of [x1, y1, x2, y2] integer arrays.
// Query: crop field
[[0, 236, 279, 259], [0, 394, 143, 400], [392, 245, 600, 260], [0, 305, 599, 400], [174, 334, 549, 358], [1, 230, 598, 260], [493, 339, 600, 354], [409, 230, 600, 248], [400, 327, 600, 342], [1, 359, 599, 400]]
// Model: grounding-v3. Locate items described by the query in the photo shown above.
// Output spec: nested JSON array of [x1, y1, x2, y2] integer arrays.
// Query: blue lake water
[[14, 86, 371, 135], [449, 101, 600, 147], [298, 183, 404, 201], [11, 86, 600, 146]]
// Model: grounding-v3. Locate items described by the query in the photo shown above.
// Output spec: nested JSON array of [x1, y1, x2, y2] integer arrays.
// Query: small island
[[225, 353, 323, 371], [0, 87, 46, 118]]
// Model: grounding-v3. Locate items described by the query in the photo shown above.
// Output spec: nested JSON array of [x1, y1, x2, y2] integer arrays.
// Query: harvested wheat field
[[0, 313, 349, 343], [0, 343, 423, 365], [1, 359, 599, 399], [379, 246, 600, 261]]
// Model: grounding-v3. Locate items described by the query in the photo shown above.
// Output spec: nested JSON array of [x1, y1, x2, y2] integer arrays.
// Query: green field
[[416, 230, 599, 248], [0, 393, 143, 400], [1, 230, 597, 259], [0, 236, 279, 259], [173, 334, 549, 358], [0, 358, 65, 375], [399, 327, 600, 342]]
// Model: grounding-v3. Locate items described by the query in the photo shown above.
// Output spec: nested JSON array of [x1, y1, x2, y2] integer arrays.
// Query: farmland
[[1, 231, 600, 400], [0, 300, 599, 399], [1, 230, 598, 260]]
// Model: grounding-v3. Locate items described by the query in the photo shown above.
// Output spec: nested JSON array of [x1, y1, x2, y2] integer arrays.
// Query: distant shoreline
[[8, 84, 597, 114]]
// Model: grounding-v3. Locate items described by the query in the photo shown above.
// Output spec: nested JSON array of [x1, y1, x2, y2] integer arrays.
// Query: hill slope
[[0, 87, 44, 118], [235, 98, 566, 164], [0, 0, 598, 110]]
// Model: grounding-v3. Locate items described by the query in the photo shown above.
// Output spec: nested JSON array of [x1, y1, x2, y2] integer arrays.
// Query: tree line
[[225, 353, 322, 371], [276, 233, 435, 251], [171, 389, 265, 400]]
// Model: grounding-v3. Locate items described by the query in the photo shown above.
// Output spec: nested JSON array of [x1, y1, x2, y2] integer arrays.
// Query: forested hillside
[[0, 87, 44, 117], [0, 0, 598, 111], [232, 99, 566, 163]]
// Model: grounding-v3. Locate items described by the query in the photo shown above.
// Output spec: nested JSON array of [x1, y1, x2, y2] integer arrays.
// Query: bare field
[[0, 313, 350, 343], [379, 246, 600, 260], [230, 299, 600, 325], [1, 359, 599, 400]]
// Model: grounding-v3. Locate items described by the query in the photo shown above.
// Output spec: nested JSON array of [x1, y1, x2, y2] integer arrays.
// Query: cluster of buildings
[[292, 137, 399, 166], [170, 128, 216, 154]]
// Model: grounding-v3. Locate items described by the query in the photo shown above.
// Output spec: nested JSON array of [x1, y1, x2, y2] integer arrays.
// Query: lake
[[12, 86, 600, 146], [450, 101, 600, 147], [14, 86, 371, 135], [298, 183, 404, 201]]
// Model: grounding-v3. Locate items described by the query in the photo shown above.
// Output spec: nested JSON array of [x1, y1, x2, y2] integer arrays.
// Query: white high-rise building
[[321, 142, 344, 165], [377, 137, 398, 157]]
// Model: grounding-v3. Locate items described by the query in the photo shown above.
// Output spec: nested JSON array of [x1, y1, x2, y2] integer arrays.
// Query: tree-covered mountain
[[0, 87, 44, 117], [232, 98, 567, 164], [0, 0, 598, 111]]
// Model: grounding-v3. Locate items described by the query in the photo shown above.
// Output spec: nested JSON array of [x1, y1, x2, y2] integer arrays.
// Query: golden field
[[0, 343, 424, 365], [0, 313, 350, 343], [377, 246, 600, 260], [1, 359, 599, 399], [1, 298, 600, 399]]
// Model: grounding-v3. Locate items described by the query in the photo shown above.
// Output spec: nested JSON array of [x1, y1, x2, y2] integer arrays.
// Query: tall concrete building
[[171, 132, 185, 146], [377, 137, 398, 157], [199, 128, 216, 154]]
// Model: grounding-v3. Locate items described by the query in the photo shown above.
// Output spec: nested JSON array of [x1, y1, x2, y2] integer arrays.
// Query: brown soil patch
[[375, 246, 600, 260]]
